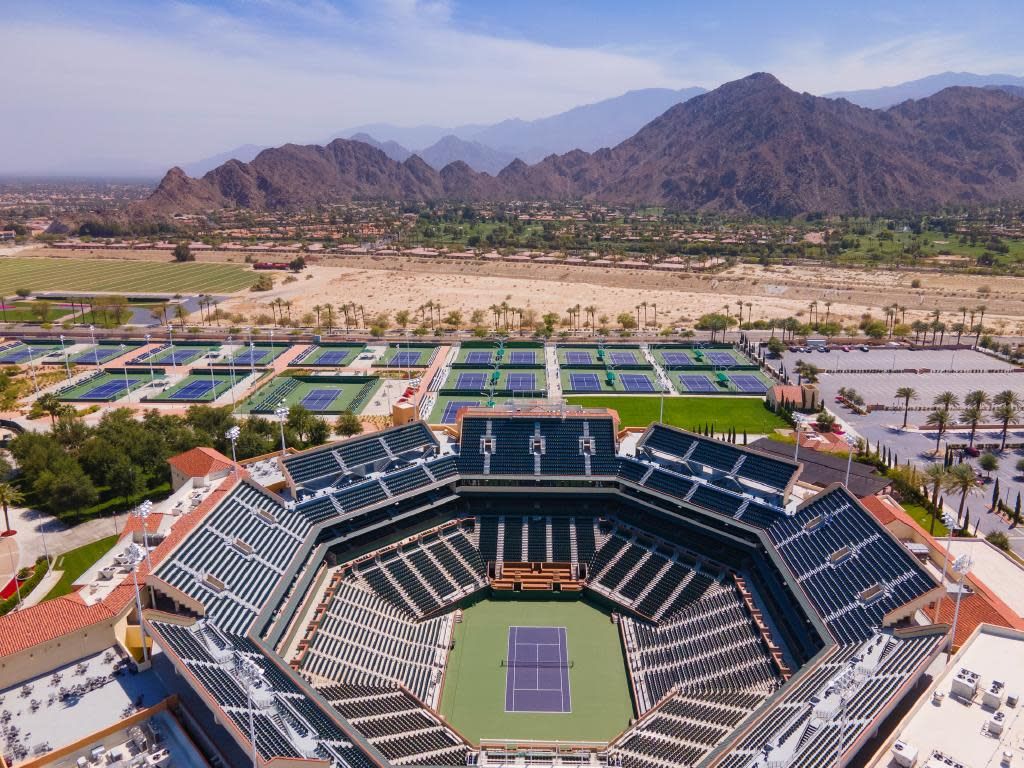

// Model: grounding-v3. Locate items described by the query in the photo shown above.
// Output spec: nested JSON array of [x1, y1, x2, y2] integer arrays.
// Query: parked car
[[859, 345, 870, 352], [841, 345, 851, 352]]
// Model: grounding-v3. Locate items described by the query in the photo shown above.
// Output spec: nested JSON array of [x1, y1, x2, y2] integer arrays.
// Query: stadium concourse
[[3, 408, 1007, 768]]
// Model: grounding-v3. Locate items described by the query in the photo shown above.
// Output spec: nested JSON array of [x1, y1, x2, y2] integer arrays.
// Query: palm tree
[[925, 408, 952, 454], [312, 304, 322, 329], [896, 386, 917, 428], [36, 393, 64, 425], [965, 389, 990, 410], [943, 463, 979, 526], [993, 393, 1021, 450], [933, 391, 959, 413], [961, 405, 983, 448], [923, 463, 948, 524], [975, 305, 987, 345], [0, 483, 23, 534]]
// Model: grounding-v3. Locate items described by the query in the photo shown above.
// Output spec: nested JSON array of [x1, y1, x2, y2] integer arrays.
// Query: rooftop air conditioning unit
[[989, 710, 1007, 735], [951, 668, 980, 700], [892, 740, 918, 768], [984, 680, 1006, 710]]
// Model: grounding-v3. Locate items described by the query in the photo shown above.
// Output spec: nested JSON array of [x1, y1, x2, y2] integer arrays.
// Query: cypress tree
[[1014, 493, 1021, 526]]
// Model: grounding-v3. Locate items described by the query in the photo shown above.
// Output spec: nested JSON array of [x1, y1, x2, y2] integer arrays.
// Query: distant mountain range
[[826, 71, 1024, 108], [145, 73, 1024, 217]]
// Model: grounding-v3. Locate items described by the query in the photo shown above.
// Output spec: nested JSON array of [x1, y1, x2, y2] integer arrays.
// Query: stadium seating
[[767, 486, 936, 643]]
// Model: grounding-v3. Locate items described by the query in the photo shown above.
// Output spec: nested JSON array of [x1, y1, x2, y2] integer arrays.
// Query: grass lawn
[[439, 597, 633, 744], [566, 395, 788, 434], [0, 257, 256, 294], [901, 501, 949, 536], [44, 535, 120, 600]]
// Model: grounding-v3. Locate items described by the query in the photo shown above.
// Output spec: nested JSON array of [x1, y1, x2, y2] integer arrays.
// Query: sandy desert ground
[[10, 247, 1024, 333]]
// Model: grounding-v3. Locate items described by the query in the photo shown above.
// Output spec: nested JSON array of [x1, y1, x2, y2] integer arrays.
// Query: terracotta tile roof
[[167, 447, 234, 478], [929, 592, 1023, 648], [0, 473, 243, 659]]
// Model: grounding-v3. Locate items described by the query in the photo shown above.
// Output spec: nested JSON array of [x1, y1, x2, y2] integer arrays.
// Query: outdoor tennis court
[[242, 374, 381, 414], [679, 374, 716, 392], [143, 345, 219, 366], [505, 626, 571, 714], [562, 350, 594, 366], [291, 344, 366, 367], [146, 370, 238, 402], [730, 374, 769, 393], [508, 350, 536, 365], [457, 372, 488, 390], [225, 345, 285, 367], [609, 351, 638, 366], [440, 400, 480, 424], [68, 344, 141, 365], [620, 373, 655, 392], [661, 351, 693, 366], [58, 370, 157, 401], [507, 373, 536, 391], [0, 342, 62, 364], [376, 344, 438, 368], [568, 372, 601, 391], [562, 368, 659, 394], [708, 351, 739, 366], [464, 350, 492, 365]]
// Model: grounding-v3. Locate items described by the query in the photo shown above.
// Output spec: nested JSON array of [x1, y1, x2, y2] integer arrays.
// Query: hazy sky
[[3, 0, 1023, 175]]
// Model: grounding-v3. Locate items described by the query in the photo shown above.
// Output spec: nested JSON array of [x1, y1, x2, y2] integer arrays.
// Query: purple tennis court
[[504, 626, 571, 713]]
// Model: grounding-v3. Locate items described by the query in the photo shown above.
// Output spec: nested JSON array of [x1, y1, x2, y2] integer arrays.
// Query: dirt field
[[10, 247, 1024, 332]]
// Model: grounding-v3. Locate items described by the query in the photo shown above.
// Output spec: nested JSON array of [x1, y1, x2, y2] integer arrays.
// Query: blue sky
[[2, 0, 1023, 174]]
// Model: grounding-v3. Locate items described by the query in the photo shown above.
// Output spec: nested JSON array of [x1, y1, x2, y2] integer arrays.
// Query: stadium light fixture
[[124, 542, 150, 664], [58, 334, 71, 379], [120, 345, 131, 402], [90, 324, 99, 365], [933, 509, 959, 621], [132, 500, 154, 573], [832, 669, 859, 768], [234, 654, 264, 768], [144, 334, 155, 381], [26, 344, 38, 394], [226, 425, 241, 469], [166, 323, 174, 353], [275, 404, 288, 455], [947, 554, 974, 662]]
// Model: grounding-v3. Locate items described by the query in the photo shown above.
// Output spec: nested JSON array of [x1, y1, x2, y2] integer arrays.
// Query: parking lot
[[772, 346, 1024, 555]]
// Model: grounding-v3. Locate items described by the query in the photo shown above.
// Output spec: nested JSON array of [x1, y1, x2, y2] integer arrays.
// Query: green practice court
[[66, 343, 143, 366], [428, 394, 545, 424], [243, 374, 381, 414], [439, 598, 633, 744], [565, 395, 788, 433], [289, 343, 366, 367], [145, 370, 239, 403], [136, 343, 220, 367], [652, 345, 756, 369], [557, 345, 649, 368], [441, 368, 547, 396], [58, 369, 159, 401], [374, 344, 439, 368], [0, 340, 64, 364], [216, 344, 287, 367], [560, 368, 663, 394], [455, 343, 544, 367]]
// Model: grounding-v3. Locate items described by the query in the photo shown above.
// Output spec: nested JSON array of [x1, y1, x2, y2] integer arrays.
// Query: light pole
[[933, 509, 959, 622], [947, 554, 974, 662], [167, 324, 174, 358], [124, 542, 150, 664], [90, 325, 99, 365], [120, 345, 132, 402], [275, 404, 288, 455], [844, 437, 855, 487], [234, 654, 264, 768], [833, 670, 858, 768], [145, 333, 154, 382], [5, 536, 21, 609], [249, 342, 256, 377], [132, 500, 154, 573], [26, 345, 38, 394], [58, 334, 71, 379], [226, 426, 240, 470], [793, 423, 803, 462]]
